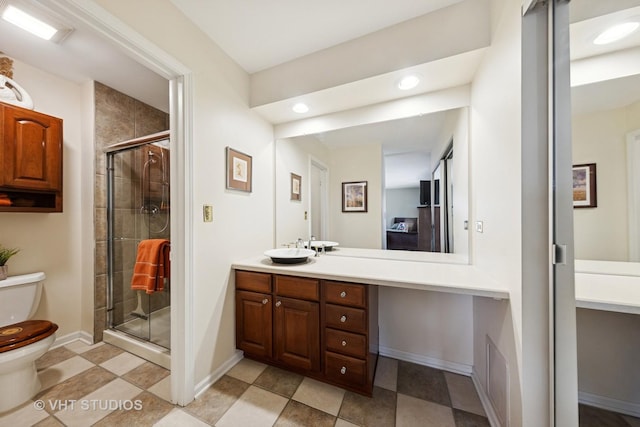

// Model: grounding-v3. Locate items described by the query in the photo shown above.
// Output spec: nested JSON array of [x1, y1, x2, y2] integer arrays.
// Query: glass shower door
[[107, 138, 171, 349]]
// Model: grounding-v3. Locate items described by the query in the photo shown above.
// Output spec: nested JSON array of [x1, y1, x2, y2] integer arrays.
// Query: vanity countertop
[[575, 270, 640, 315], [232, 249, 509, 299]]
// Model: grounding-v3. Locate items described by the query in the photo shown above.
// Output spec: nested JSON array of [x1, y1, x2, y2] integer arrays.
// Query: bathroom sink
[[264, 248, 316, 264], [306, 240, 339, 251]]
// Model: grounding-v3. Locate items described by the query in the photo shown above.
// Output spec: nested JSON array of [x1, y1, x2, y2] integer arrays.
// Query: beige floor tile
[[154, 408, 210, 426], [36, 346, 78, 370], [216, 385, 288, 427], [38, 355, 95, 391], [93, 391, 174, 426], [185, 375, 249, 425], [254, 366, 304, 398], [100, 351, 146, 376], [33, 415, 66, 426], [274, 400, 336, 427], [396, 393, 456, 427], [148, 375, 172, 402], [225, 357, 267, 384], [292, 377, 345, 416], [374, 356, 398, 391], [338, 387, 396, 427], [64, 340, 104, 354], [80, 343, 124, 365], [54, 378, 142, 426], [122, 361, 170, 389], [36, 366, 117, 412], [0, 400, 49, 427], [335, 419, 360, 427], [444, 372, 486, 417]]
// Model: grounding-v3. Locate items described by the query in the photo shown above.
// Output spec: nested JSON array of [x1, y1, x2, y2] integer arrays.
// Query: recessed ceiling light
[[398, 75, 420, 91], [2, 5, 58, 40], [593, 21, 639, 45], [292, 103, 309, 114]]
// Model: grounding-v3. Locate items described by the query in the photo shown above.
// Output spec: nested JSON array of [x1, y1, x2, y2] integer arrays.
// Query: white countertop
[[575, 270, 640, 315], [232, 249, 509, 299]]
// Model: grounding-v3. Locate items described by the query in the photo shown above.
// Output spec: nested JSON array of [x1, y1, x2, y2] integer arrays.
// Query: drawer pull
[[340, 291, 347, 298], [275, 301, 282, 307], [341, 340, 347, 347], [340, 366, 347, 375], [340, 315, 347, 323], [262, 298, 268, 305]]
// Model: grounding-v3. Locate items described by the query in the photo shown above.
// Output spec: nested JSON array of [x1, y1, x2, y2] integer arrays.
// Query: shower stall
[[105, 131, 171, 352]]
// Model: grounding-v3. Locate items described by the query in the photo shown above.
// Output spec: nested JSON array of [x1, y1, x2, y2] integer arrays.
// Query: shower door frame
[[105, 130, 171, 343]]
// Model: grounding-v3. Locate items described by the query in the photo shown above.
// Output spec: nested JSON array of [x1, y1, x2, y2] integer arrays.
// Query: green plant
[[0, 246, 19, 266]]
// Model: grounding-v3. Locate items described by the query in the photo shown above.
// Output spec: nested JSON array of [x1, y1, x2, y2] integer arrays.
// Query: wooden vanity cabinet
[[235, 270, 379, 395], [0, 102, 63, 212]]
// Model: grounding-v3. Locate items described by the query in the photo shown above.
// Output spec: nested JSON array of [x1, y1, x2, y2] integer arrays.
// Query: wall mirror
[[274, 105, 470, 264], [570, 1, 640, 275]]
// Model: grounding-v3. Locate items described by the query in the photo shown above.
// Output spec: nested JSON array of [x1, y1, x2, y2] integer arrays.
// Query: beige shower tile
[[396, 393, 456, 427], [225, 357, 267, 384], [292, 377, 345, 416], [374, 356, 398, 391], [444, 372, 486, 417], [216, 385, 288, 427]]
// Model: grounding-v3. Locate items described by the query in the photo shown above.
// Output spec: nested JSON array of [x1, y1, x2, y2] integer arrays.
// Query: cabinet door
[[274, 296, 320, 372], [236, 290, 272, 358], [1, 104, 62, 191]]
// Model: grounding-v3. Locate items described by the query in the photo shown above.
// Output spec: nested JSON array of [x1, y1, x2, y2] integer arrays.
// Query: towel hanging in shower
[[131, 239, 170, 294]]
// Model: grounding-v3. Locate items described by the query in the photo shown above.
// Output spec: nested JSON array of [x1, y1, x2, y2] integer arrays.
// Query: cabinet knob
[[341, 340, 347, 347], [340, 291, 347, 298], [340, 315, 347, 323], [262, 298, 268, 305], [340, 366, 347, 375], [275, 301, 282, 307]]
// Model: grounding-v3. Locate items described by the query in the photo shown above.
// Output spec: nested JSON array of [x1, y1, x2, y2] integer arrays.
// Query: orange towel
[[131, 239, 170, 294]]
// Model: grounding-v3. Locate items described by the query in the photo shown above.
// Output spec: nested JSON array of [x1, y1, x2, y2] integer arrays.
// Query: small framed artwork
[[226, 147, 252, 192], [572, 163, 597, 208], [291, 173, 301, 201], [342, 181, 368, 212]]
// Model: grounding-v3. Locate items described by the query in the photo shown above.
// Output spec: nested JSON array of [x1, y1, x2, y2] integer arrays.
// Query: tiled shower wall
[[94, 82, 169, 342]]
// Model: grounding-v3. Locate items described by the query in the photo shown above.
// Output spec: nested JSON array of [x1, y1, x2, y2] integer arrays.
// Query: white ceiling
[[169, 0, 464, 74]]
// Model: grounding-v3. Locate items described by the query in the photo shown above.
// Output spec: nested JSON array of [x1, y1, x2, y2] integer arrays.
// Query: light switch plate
[[476, 221, 483, 233], [203, 205, 213, 222]]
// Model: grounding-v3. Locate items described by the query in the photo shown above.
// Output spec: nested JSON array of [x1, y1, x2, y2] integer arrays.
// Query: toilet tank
[[0, 272, 46, 326]]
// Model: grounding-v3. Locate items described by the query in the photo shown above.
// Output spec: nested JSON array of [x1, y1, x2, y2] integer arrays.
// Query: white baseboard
[[51, 330, 93, 349], [471, 367, 502, 427], [378, 346, 472, 376], [579, 390, 640, 418], [194, 350, 244, 399]]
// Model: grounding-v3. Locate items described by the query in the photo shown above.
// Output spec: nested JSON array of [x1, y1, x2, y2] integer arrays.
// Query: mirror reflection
[[275, 107, 469, 261], [570, 2, 640, 264]]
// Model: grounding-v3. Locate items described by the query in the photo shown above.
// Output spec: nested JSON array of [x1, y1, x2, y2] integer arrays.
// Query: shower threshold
[[103, 328, 170, 369]]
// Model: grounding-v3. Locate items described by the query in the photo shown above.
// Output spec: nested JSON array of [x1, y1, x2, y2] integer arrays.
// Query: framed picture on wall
[[226, 147, 252, 192], [342, 181, 368, 212], [572, 163, 597, 208], [291, 173, 301, 201]]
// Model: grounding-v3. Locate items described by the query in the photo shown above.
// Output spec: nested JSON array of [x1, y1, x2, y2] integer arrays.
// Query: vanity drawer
[[325, 328, 366, 359], [325, 351, 366, 387], [324, 282, 366, 308], [236, 271, 272, 293], [275, 275, 319, 301], [325, 304, 366, 333]]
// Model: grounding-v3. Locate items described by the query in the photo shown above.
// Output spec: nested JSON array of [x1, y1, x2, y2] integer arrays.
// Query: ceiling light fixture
[[292, 102, 309, 114], [593, 21, 639, 45], [398, 75, 420, 91], [2, 4, 57, 40]]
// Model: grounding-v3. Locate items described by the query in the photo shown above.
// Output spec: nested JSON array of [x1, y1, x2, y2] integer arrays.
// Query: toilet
[[0, 272, 58, 412]]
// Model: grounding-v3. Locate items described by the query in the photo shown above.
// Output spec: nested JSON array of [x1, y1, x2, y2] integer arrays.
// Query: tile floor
[[0, 341, 638, 426]]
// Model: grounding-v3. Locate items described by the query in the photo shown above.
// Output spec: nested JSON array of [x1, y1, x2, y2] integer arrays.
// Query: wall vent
[[487, 335, 509, 427]]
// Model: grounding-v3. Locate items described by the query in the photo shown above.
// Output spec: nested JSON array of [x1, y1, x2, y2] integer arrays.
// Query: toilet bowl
[[0, 272, 58, 413]]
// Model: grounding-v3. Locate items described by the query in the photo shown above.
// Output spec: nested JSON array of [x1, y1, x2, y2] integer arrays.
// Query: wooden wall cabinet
[[0, 102, 63, 212], [235, 270, 379, 395]]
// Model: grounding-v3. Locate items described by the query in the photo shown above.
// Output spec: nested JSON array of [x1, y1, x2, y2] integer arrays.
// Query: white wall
[[470, 0, 523, 424], [275, 136, 330, 246], [385, 187, 419, 228], [0, 59, 85, 338], [94, 0, 275, 386], [329, 144, 382, 248], [572, 100, 640, 261]]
